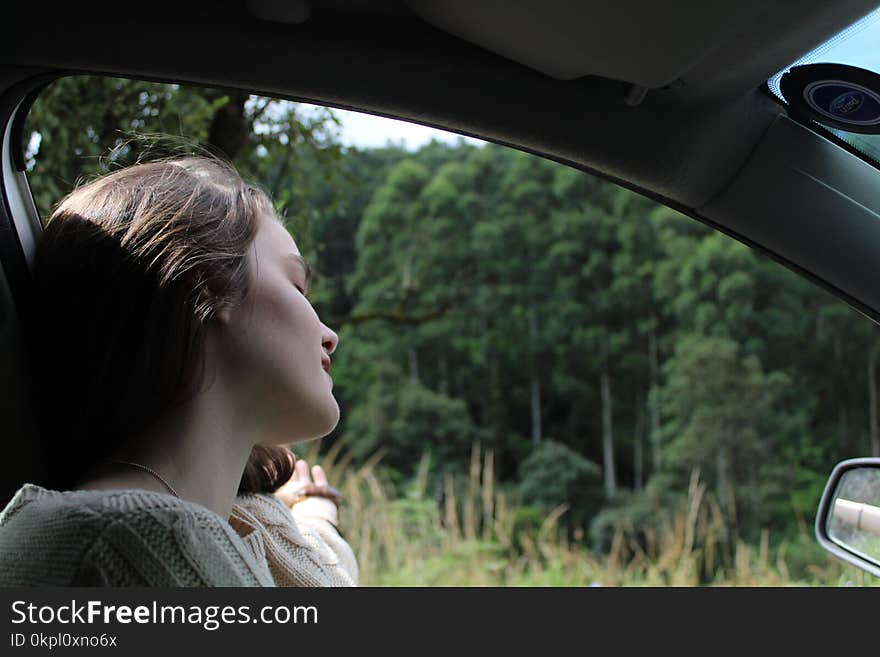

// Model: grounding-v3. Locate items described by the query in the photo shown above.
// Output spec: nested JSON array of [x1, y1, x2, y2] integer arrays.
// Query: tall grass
[[295, 441, 875, 586]]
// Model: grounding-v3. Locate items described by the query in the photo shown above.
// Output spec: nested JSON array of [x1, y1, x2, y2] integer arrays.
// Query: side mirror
[[816, 457, 880, 578]]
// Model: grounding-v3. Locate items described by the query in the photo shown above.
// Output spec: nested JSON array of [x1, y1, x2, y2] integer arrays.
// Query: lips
[[321, 356, 331, 374]]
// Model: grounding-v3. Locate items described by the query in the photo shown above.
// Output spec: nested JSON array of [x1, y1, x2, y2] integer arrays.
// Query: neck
[[74, 370, 274, 521], [71, 326, 293, 520], [116, 405, 254, 520]]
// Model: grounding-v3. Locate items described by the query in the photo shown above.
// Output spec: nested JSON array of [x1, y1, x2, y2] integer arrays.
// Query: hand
[[274, 456, 342, 509]]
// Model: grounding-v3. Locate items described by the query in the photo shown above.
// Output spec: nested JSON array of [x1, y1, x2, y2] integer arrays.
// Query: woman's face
[[216, 212, 340, 442]]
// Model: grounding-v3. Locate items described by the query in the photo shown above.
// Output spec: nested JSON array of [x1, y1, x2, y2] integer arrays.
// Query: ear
[[215, 304, 233, 326]]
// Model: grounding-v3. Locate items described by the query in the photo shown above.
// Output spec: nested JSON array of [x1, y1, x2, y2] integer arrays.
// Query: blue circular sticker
[[804, 80, 880, 127]]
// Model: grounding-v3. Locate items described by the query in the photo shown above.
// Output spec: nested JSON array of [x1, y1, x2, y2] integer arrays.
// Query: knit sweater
[[0, 483, 358, 587]]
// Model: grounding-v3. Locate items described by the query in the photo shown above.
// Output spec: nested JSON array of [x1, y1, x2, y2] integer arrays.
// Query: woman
[[0, 155, 357, 586]]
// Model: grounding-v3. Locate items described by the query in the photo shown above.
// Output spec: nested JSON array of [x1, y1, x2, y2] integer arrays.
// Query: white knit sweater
[[0, 484, 358, 587]]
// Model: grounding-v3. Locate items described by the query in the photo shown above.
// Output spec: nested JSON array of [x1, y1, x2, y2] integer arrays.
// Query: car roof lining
[[0, 4, 776, 208], [407, 0, 767, 87], [404, 0, 880, 96]]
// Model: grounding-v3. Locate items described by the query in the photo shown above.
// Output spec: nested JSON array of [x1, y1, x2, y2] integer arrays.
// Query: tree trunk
[[528, 306, 542, 444], [490, 351, 502, 443], [207, 89, 250, 160], [648, 328, 662, 472], [601, 363, 617, 498], [530, 377, 542, 445], [634, 394, 644, 492], [439, 353, 449, 396], [870, 344, 880, 456], [715, 447, 737, 536], [482, 316, 496, 435], [408, 347, 419, 383], [270, 152, 292, 201], [715, 447, 727, 512]]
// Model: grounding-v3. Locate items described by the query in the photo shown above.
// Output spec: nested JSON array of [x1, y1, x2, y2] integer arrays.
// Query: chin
[[282, 399, 340, 443], [317, 399, 341, 436]]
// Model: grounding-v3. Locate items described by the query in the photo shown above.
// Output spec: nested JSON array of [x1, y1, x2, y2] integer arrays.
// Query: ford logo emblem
[[830, 91, 864, 116]]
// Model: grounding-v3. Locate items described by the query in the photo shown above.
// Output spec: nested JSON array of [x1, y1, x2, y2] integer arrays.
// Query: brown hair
[[25, 155, 294, 494]]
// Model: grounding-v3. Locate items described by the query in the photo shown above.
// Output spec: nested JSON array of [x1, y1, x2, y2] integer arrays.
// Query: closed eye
[[286, 254, 312, 297]]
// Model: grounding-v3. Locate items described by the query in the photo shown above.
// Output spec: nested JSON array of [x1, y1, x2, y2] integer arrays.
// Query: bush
[[588, 491, 663, 553], [343, 361, 486, 481], [509, 505, 545, 555], [515, 440, 603, 534]]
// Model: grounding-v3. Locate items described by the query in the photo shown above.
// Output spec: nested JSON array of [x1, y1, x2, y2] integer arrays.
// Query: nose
[[322, 324, 339, 356]]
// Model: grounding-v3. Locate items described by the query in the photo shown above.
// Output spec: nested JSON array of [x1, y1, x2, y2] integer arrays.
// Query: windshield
[[768, 7, 880, 164]]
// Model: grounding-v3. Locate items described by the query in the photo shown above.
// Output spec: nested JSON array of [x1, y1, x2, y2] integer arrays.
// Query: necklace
[[111, 460, 180, 498]]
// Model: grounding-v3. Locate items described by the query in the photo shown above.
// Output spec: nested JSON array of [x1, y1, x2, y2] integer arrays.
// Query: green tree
[[516, 440, 604, 533], [655, 335, 801, 538], [342, 361, 485, 481]]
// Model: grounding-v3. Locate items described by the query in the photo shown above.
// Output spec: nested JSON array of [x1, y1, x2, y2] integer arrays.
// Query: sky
[[309, 104, 486, 151]]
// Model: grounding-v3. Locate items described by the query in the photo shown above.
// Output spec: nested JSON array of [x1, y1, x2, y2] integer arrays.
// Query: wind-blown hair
[[25, 155, 294, 494]]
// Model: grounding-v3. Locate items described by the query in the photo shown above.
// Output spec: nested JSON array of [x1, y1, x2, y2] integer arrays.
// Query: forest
[[23, 76, 880, 584]]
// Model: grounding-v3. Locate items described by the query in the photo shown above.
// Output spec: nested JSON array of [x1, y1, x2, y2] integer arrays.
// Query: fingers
[[312, 464, 328, 486], [295, 458, 311, 481], [292, 459, 328, 486], [272, 456, 309, 508]]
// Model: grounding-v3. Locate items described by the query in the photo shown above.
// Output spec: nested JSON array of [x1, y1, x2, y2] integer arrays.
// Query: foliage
[[341, 361, 486, 482], [300, 441, 875, 586], [515, 440, 603, 533], [654, 335, 801, 538]]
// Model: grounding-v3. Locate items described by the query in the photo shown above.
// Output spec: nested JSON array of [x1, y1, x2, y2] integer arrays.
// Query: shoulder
[[2, 483, 225, 534], [0, 484, 274, 587]]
